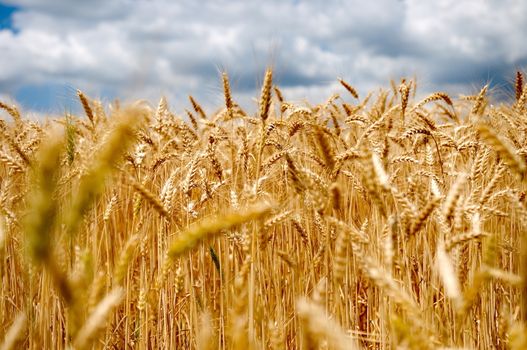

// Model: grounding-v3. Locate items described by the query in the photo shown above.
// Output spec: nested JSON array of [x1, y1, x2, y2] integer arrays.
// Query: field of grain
[[1, 70, 527, 349]]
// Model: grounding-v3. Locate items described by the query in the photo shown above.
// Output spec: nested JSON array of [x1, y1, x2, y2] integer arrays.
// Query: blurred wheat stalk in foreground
[[1, 70, 527, 349]]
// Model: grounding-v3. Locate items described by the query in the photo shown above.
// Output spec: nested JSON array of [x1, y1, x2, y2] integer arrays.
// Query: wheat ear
[[259, 68, 273, 122], [167, 203, 271, 259], [0, 313, 27, 350], [73, 288, 124, 349], [297, 297, 358, 350]]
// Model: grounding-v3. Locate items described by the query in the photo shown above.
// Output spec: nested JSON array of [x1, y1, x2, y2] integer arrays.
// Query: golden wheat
[[1, 71, 526, 349]]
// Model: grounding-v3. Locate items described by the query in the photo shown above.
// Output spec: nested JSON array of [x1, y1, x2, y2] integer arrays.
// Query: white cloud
[[406, 0, 527, 61], [0, 0, 525, 114]]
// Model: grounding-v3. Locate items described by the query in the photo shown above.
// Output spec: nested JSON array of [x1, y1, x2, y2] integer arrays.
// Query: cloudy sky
[[0, 0, 526, 115]]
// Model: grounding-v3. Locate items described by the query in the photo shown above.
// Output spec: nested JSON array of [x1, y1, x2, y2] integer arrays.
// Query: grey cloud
[[0, 0, 526, 114]]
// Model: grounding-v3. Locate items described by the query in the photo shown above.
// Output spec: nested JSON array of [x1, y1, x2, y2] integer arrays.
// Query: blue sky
[[0, 0, 526, 116], [0, 3, 16, 30]]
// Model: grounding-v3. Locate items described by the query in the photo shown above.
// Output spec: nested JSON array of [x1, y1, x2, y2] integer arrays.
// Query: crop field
[[1, 70, 527, 349]]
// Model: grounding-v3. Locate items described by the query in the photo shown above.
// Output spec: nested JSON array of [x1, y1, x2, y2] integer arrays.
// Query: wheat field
[[1, 70, 527, 349]]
